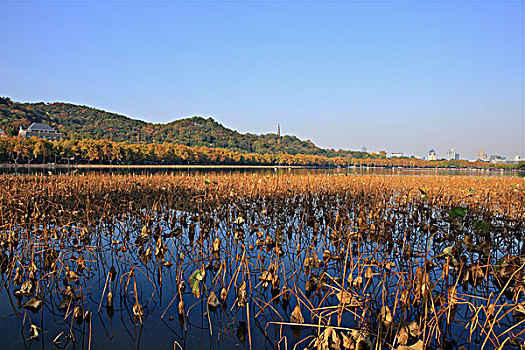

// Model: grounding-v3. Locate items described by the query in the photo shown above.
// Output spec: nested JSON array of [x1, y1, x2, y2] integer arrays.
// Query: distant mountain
[[0, 97, 359, 157]]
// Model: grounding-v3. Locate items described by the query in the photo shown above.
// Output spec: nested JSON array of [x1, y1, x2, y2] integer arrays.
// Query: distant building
[[19, 123, 63, 141], [447, 148, 460, 160], [391, 152, 403, 158], [277, 123, 281, 137], [489, 155, 505, 163], [427, 149, 436, 161], [477, 148, 488, 161], [514, 155, 522, 162]]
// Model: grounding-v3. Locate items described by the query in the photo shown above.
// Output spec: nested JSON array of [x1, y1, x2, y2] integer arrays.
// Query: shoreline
[[0, 163, 299, 169], [0, 163, 522, 174]]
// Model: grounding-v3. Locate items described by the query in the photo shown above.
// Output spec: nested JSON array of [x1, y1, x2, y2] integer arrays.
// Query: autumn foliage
[[0, 135, 510, 169]]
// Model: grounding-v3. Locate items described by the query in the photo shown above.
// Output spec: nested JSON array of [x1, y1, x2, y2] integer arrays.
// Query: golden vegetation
[[0, 173, 524, 349]]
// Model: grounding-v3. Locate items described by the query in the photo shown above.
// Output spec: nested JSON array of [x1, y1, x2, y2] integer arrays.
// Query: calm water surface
[[0, 165, 523, 177]]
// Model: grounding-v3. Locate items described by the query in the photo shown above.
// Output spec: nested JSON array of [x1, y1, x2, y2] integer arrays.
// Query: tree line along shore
[[0, 135, 523, 170]]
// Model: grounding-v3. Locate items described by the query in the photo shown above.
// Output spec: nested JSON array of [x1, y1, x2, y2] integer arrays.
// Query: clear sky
[[1, 1, 523, 159]]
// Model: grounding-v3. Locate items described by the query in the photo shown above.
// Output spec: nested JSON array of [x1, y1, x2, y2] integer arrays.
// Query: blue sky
[[1, 1, 523, 159]]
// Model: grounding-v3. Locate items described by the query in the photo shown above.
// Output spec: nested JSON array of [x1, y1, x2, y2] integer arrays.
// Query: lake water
[[1, 196, 523, 348], [0, 164, 523, 177]]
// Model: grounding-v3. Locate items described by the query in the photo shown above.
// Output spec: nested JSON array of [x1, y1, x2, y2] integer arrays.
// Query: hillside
[[0, 97, 358, 157]]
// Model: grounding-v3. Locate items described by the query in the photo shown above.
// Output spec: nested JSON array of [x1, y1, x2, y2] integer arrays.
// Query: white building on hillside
[[19, 123, 63, 141]]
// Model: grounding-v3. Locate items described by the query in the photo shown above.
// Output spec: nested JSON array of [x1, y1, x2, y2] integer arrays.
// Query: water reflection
[[0, 164, 523, 177]]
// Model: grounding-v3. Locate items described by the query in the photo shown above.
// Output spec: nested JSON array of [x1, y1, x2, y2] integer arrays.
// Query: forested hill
[[0, 97, 358, 157]]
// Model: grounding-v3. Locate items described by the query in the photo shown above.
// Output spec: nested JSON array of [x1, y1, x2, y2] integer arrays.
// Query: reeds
[[0, 173, 524, 349]]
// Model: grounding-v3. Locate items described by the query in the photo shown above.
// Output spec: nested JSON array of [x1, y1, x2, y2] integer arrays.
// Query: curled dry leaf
[[365, 267, 373, 280], [220, 287, 227, 303], [68, 270, 79, 283], [234, 217, 245, 225], [342, 329, 372, 350], [314, 327, 340, 350], [352, 276, 363, 291], [212, 238, 221, 253], [396, 339, 424, 350], [396, 321, 420, 345], [178, 299, 185, 316], [380, 305, 393, 327], [20, 279, 33, 296], [133, 302, 144, 322], [13, 267, 22, 286], [74, 305, 83, 325], [396, 325, 409, 346], [22, 297, 42, 311], [107, 291, 114, 308], [290, 305, 304, 324], [236, 281, 247, 307], [336, 290, 361, 307], [29, 324, 41, 340], [208, 291, 220, 308]]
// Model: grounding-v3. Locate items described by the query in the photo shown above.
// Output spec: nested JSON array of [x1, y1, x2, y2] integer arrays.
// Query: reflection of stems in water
[[3, 283, 19, 316], [253, 291, 285, 320], [40, 288, 45, 349], [96, 309, 114, 340], [136, 323, 143, 350]]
